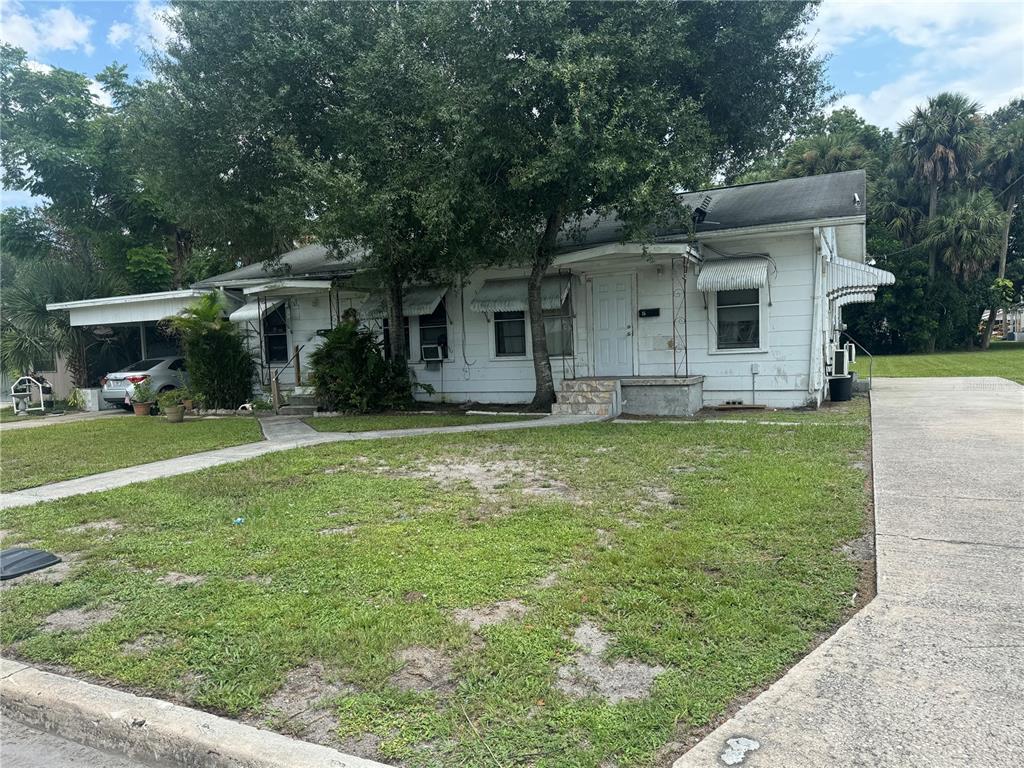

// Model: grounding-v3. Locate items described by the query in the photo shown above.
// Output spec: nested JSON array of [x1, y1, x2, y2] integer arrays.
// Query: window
[[382, 317, 411, 360], [542, 294, 573, 357], [494, 311, 527, 357], [418, 300, 448, 359], [125, 359, 165, 372], [716, 289, 760, 350], [263, 305, 289, 364], [168, 358, 187, 371]]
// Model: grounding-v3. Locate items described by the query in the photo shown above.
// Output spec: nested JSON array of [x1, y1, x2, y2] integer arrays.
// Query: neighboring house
[[47, 171, 894, 415]]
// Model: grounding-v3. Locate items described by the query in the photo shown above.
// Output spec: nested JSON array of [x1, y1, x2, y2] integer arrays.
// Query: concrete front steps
[[276, 386, 317, 416], [551, 378, 622, 418]]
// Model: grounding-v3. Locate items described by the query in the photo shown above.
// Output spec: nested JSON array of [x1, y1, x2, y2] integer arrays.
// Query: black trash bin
[[828, 375, 853, 402]]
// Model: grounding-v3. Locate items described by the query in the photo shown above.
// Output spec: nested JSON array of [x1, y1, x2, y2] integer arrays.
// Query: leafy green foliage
[[165, 294, 253, 410], [125, 246, 174, 293], [309, 320, 415, 413]]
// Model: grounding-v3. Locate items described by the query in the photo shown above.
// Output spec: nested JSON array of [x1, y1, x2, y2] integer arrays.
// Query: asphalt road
[[1, 718, 155, 768]]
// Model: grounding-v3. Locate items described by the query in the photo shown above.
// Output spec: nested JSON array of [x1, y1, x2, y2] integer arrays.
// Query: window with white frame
[[716, 289, 760, 349], [542, 294, 573, 357], [418, 300, 448, 359], [494, 311, 527, 357]]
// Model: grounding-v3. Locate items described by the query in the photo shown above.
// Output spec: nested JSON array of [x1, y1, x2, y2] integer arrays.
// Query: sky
[[1, 0, 1023, 209]]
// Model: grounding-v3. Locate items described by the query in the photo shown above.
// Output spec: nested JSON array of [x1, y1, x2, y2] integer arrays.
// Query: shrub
[[166, 293, 254, 409], [309, 319, 415, 412]]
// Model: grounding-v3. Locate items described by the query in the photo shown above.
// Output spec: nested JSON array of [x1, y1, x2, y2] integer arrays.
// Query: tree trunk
[[387, 266, 406, 363], [980, 193, 1017, 349], [173, 227, 193, 289], [528, 210, 563, 411], [926, 181, 939, 352], [66, 331, 90, 388]]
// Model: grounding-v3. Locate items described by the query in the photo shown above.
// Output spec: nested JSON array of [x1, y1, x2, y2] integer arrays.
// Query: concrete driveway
[[674, 377, 1024, 767]]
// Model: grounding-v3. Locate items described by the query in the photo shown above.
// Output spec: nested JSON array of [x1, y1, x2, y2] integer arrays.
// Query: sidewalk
[[0, 414, 596, 509], [673, 377, 1024, 767]]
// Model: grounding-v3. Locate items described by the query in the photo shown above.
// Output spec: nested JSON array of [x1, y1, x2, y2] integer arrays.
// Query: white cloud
[[0, 0, 95, 56], [809, 0, 1024, 129], [107, 21, 133, 47], [106, 0, 174, 52], [87, 80, 113, 108]]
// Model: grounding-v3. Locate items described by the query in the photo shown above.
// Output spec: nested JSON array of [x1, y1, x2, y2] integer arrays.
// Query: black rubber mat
[[0, 548, 62, 580]]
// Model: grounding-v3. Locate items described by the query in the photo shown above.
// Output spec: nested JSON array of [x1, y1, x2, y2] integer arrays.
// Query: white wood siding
[[235, 221, 864, 409]]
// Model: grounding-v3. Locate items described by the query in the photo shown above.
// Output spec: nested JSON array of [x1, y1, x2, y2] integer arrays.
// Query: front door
[[592, 274, 634, 376]]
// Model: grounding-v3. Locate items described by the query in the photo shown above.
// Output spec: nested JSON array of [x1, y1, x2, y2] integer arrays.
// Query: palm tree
[[980, 117, 1024, 347], [0, 261, 126, 386], [896, 93, 984, 280], [923, 191, 1007, 280], [783, 132, 870, 178]]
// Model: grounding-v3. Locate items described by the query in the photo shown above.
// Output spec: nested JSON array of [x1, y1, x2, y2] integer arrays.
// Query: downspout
[[808, 228, 824, 399]]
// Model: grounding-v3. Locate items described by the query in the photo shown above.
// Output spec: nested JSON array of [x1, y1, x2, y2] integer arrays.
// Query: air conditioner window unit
[[833, 348, 849, 377], [421, 344, 443, 362]]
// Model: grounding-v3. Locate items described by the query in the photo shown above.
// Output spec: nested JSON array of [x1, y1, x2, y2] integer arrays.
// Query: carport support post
[[139, 323, 148, 359]]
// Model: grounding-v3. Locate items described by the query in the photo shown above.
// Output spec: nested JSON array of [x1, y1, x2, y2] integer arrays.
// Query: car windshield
[[122, 359, 165, 372]]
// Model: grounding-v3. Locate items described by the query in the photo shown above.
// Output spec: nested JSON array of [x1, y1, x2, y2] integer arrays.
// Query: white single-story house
[[48, 171, 894, 415]]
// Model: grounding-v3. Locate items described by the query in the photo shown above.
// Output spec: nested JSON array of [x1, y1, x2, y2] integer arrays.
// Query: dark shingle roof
[[197, 171, 866, 283], [557, 170, 867, 251], [194, 243, 365, 287]]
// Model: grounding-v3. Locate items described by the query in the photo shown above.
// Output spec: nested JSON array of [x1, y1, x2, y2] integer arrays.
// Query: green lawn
[[0, 403, 79, 422], [307, 412, 542, 432], [852, 342, 1024, 384], [0, 414, 871, 767], [0, 416, 263, 492]]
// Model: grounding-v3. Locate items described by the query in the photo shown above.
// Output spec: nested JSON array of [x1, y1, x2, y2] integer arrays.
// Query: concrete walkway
[[0, 414, 594, 509], [674, 377, 1024, 768], [0, 409, 127, 431]]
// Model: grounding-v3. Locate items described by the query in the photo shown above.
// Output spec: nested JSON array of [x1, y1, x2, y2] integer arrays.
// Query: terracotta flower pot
[[181, 399, 194, 411], [132, 402, 153, 416], [163, 405, 186, 423]]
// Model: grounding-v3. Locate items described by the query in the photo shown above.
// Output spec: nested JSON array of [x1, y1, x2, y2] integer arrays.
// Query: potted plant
[[157, 389, 186, 423], [175, 386, 195, 412], [130, 379, 157, 416]]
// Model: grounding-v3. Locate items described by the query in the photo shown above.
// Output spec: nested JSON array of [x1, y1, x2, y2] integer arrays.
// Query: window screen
[[716, 289, 759, 349], [494, 311, 527, 357]]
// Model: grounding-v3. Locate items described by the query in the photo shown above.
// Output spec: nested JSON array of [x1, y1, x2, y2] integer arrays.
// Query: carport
[[46, 289, 220, 359]]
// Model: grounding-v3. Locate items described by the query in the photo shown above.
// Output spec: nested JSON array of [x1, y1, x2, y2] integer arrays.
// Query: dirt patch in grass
[[390, 646, 455, 693], [453, 599, 529, 631], [240, 574, 273, 585], [157, 572, 206, 587], [121, 633, 171, 657], [840, 533, 874, 562], [394, 459, 577, 501], [260, 661, 356, 746], [68, 519, 122, 534], [0, 552, 79, 591], [43, 605, 118, 633], [535, 571, 560, 589], [319, 526, 357, 536], [555, 622, 665, 704]]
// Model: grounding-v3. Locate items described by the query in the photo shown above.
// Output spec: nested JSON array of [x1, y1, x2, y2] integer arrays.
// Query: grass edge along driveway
[[0, 416, 263, 492], [1, 410, 871, 767], [852, 342, 1024, 384], [306, 412, 542, 432]]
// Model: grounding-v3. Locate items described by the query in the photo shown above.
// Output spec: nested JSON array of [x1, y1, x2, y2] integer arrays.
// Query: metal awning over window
[[229, 299, 284, 324], [358, 285, 447, 320], [827, 257, 896, 298], [469, 276, 571, 313], [696, 258, 769, 293]]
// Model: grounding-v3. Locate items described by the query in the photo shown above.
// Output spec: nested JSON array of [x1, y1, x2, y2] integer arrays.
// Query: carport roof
[[47, 289, 216, 327]]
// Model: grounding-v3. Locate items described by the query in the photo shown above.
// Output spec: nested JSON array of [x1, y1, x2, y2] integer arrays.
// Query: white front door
[[592, 274, 634, 376]]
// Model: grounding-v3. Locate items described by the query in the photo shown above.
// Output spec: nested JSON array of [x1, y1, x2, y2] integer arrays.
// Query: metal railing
[[270, 344, 306, 411], [841, 331, 874, 390]]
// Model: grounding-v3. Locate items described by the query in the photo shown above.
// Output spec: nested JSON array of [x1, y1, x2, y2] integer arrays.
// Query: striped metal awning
[[696, 258, 770, 293], [229, 298, 284, 324], [469, 276, 571, 313], [827, 257, 895, 299], [358, 285, 447, 320]]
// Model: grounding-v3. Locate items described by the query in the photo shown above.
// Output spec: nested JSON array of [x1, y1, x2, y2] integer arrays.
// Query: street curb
[[0, 658, 389, 768]]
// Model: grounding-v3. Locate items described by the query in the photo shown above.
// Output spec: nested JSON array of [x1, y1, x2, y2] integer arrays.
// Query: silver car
[[102, 357, 189, 407]]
